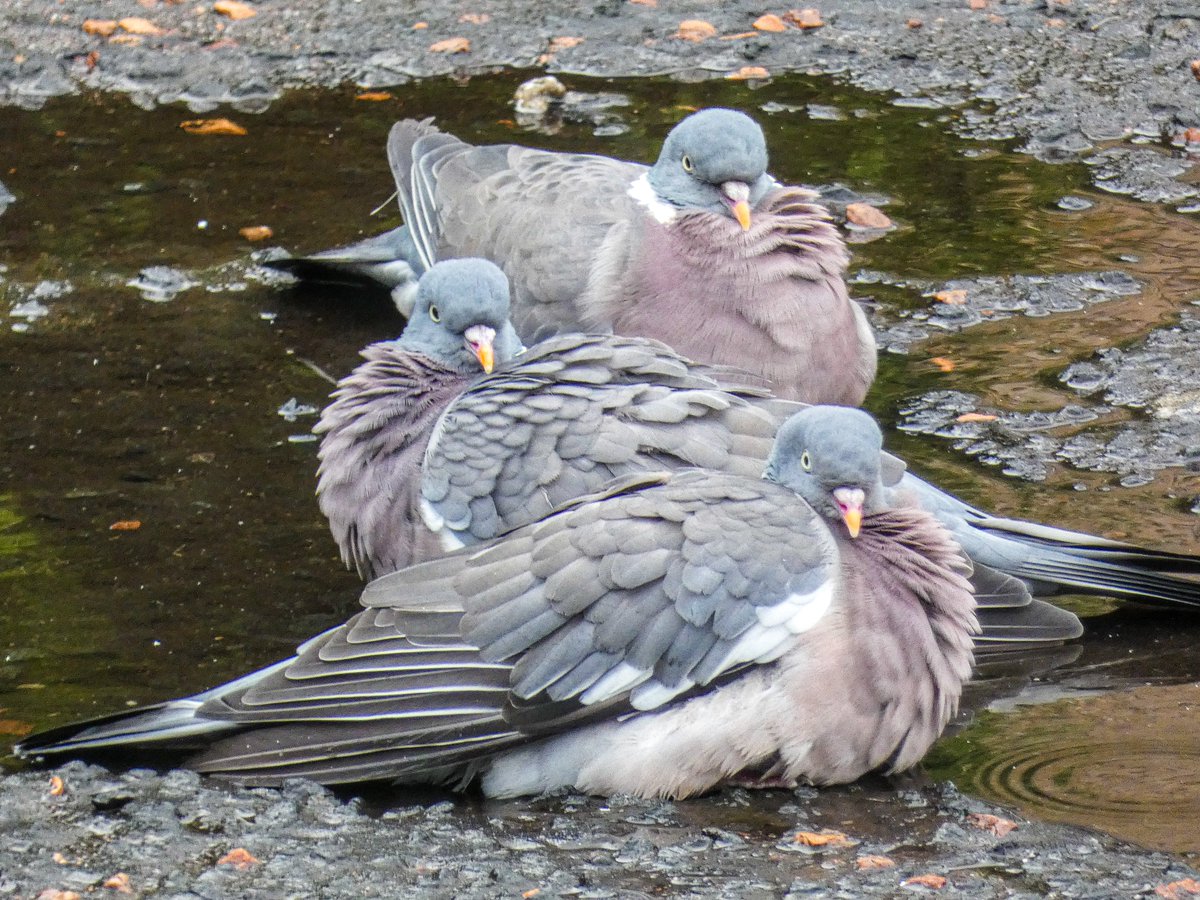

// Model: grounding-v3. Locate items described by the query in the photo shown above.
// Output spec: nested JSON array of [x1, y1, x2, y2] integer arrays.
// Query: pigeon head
[[764, 406, 886, 539], [398, 258, 523, 374], [646, 108, 775, 230]]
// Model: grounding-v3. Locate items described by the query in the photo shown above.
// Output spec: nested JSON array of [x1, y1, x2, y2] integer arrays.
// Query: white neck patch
[[627, 173, 678, 225]]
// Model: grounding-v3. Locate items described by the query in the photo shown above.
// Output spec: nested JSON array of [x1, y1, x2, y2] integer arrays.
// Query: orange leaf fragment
[[792, 829, 853, 847], [907, 17, 923, 28], [109, 520, 142, 531], [726, 65, 770, 80], [784, 8, 824, 28], [629, 0, 657, 6], [856, 854, 896, 869], [676, 19, 717, 41], [904, 873, 948, 889], [1181, 127, 1200, 144], [547, 35, 584, 51], [966, 812, 1017, 835], [213, 0, 256, 20], [846, 202, 893, 228], [109, 34, 144, 45], [968, 0, 988, 8], [83, 19, 118, 36], [458, 12, 490, 24], [1157, 879, 1200, 899], [36, 891, 81, 900], [429, 36, 471, 54], [930, 357, 956, 373], [49, 775, 66, 796], [719, 31, 759, 40], [1192, 60, 1200, 81], [955, 412, 998, 424], [0, 719, 34, 736], [933, 289, 968, 304], [119, 16, 165, 35], [51, 852, 69, 865], [754, 14, 789, 32], [218, 848, 260, 870], [85, 50, 101, 72], [522, 891, 541, 900], [103, 873, 133, 893], [355, 91, 393, 101], [238, 225, 273, 241], [179, 117, 247, 135], [412, 21, 428, 29]]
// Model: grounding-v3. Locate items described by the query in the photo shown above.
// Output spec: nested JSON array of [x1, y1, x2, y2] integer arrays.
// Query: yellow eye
[[681, 154, 694, 173], [429, 305, 441, 323], [800, 451, 811, 472]]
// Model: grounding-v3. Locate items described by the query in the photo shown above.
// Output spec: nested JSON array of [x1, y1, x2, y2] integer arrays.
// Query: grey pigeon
[[16, 407, 978, 798], [263, 225, 424, 314], [316, 258, 522, 580], [318, 324, 1200, 641], [278, 108, 876, 405]]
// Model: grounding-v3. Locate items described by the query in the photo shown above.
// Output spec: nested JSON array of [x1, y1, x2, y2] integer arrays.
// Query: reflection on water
[[1, 74, 1199, 855], [930, 684, 1200, 854]]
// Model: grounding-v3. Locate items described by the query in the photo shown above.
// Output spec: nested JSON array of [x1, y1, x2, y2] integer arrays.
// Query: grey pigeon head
[[765, 405, 886, 538], [647, 108, 774, 227], [398, 258, 523, 374]]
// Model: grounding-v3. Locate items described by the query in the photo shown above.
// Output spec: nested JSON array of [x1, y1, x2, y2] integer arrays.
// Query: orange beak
[[464, 324, 496, 374], [832, 486, 865, 539], [732, 200, 752, 231]]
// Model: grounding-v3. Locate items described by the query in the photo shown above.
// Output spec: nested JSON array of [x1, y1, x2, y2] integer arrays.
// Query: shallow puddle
[[2, 72, 1199, 856]]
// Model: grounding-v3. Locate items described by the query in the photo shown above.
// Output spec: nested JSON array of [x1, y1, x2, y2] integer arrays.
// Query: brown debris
[[1191, 60, 1200, 81], [48, 776, 66, 796], [968, 0, 988, 8], [784, 8, 824, 28], [429, 36, 471, 53], [726, 65, 770, 80], [458, 12, 490, 24], [904, 873, 948, 889], [354, 90, 393, 101], [906, 17, 923, 28], [36, 892, 81, 900], [213, 0, 256, 20], [753, 14, 788, 32], [955, 412, 998, 423], [103, 873, 134, 894], [0, 719, 34, 736], [792, 829, 854, 847], [83, 19, 118, 36], [1158, 879, 1200, 899], [856, 854, 896, 869], [238, 225, 273, 241], [218, 848, 260, 870], [108, 520, 142, 531], [966, 812, 1018, 835], [118, 16, 165, 35], [179, 117, 247, 135], [676, 19, 718, 41], [930, 356, 956, 372], [933, 289, 968, 304], [845, 202, 893, 228], [629, 0, 657, 5]]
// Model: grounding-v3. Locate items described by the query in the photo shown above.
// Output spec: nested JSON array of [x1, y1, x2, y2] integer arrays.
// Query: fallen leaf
[[109, 520, 142, 531], [189, 451, 216, 463], [238, 225, 273, 241], [784, 8, 824, 28], [138, 0, 157, 7], [458, 12, 490, 24], [1192, 60, 1200, 81], [83, 19, 118, 36], [726, 65, 770, 80], [14, 54, 27, 64], [1181, 127, 1200, 144], [547, 35, 584, 51], [719, 31, 759, 39], [676, 19, 717, 41], [119, 16, 165, 34], [218, 848, 260, 870], [792, 829, 853, 847], [85, 50, 101, 72], [521, 891, 541, 900], [108, 34, 144, 45], [213, 0, 256, 20], [36, 891, 81, 900], [906, 17, 923, 27], [955, 412, 997, 424], [968, 0, 988, 7], [966, 812, 1017, 835], [930, 356, 955, 372], [0, 719, 34, 736], [355, 90, 392, 101], [846, 202, 892, 228], [933, 289, 968, 304], [179, 117, 247, 135], [429, 36, 471, 54], [102, 873, 133, 893], [856, 854, 896, 869], [48, 775, 66, 796], [753, 13, 788, 32], [988, 12, 1006, 22], [904, 873, 948, 889], [1157, 879, 1200, 899], [412, 21, 428, 29]]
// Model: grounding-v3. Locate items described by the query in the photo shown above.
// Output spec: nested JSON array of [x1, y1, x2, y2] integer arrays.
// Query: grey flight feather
[[17, 410, 979, 797]]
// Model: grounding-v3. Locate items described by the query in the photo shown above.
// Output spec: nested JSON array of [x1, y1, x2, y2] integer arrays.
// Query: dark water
[[2, 74, 1199, 856]]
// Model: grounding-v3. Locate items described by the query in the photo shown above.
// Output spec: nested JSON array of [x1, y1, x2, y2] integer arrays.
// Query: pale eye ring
[[800, 451, 812, 472], [429, 304, 441, 323], [681, 154, 694, 173]]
